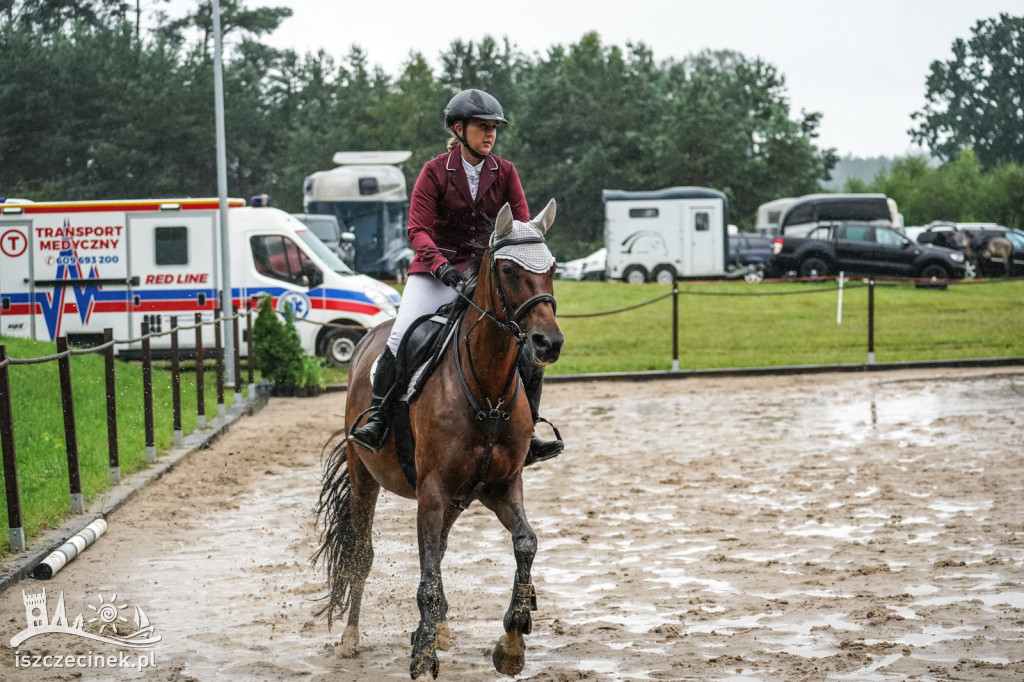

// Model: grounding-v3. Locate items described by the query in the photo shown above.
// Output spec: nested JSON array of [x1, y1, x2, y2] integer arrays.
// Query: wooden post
[[141, 321, 156, 463], [195, 312, 206, 429], [103, 328, 120, 485], [57, 337, 84, 514], [171, 318, 182, 445], [0, 346, 26, 551]]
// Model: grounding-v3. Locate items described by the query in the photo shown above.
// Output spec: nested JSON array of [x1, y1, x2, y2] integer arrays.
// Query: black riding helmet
[[445, 89, 508, 159]]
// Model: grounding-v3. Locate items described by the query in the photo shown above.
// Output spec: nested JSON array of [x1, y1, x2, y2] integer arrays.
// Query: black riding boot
[[349, 348, 397, 452], [520, 356, 564, 467]]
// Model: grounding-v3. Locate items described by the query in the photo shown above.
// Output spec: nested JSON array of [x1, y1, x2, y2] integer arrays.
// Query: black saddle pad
[[387, 296, 470, 487]]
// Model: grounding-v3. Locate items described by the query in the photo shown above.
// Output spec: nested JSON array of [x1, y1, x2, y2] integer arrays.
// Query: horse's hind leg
[[337, 452, 381, 658], [482, 480, 537, 677], [410, 477, 452, 679]]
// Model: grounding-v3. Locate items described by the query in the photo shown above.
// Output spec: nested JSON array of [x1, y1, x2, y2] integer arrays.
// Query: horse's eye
[[500, 262, 518, 277]]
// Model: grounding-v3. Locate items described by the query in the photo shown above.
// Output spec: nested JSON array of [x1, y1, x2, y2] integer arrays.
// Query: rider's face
[[458, 119, 499, 160]]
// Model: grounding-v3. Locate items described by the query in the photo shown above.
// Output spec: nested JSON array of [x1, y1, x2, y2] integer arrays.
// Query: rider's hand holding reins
[[435, 262, 465, 288]]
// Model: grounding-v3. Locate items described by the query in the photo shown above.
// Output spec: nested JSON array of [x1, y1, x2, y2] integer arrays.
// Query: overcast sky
[[178, 0, 1021, 159]]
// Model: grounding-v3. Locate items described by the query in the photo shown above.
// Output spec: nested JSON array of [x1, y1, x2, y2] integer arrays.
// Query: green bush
[[251, 296, 302, 389], [250, 295, 324, 391]]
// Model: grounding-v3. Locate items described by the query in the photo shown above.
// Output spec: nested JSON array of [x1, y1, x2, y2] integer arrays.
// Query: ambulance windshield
[[297, 229, 355, 275]]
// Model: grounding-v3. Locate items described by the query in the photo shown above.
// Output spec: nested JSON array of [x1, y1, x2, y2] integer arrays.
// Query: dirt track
[[1, 367, 1023, 681]]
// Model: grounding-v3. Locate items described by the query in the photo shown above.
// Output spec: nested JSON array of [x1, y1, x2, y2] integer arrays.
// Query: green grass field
[[2, 276, 1022, 554], [551, 278, 1024, 373]]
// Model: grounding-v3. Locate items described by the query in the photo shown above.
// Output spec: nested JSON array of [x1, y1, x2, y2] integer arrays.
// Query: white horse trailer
[[603, 187, 730, 284]]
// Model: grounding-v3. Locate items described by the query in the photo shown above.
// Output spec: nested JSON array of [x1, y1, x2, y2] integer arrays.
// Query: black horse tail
[[311, 429, 356, 627]]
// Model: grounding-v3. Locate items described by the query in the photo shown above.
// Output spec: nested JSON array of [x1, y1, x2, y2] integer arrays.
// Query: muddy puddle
[[0, 368, 1022, 681]]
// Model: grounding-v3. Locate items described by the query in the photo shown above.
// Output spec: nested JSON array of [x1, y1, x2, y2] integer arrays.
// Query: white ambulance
[[0, 196, 400, 366]]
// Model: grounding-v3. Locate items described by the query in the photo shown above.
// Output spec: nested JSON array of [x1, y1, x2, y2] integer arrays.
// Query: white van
[[779, 193, 898, 236], [0, 196, 400, 366], [754, 197, 796, 235]]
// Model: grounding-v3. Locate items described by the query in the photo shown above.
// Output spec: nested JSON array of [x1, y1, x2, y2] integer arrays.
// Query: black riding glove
[[435, 262, 464, 288]]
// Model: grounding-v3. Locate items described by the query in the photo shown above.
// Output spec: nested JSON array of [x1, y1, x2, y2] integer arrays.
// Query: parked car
[[767, 221, 967, 287], [559, 248, 607, 281], [727, 233, 773, 281], [291, 213, 356, 269], [915, 222, 1024, 277]]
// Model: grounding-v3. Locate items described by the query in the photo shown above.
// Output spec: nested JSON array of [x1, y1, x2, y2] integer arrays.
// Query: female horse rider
[[349, 88, 563, 465]]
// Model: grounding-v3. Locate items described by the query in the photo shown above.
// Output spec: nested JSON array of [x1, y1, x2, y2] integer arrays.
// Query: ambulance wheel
[[323, 328, 363, 367]]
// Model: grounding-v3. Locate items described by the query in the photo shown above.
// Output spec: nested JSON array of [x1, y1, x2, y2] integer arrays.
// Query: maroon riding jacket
[[406, 148, 530, 277]]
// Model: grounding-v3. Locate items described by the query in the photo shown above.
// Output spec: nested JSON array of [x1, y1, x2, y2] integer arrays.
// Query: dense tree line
[[2, 3, 1021, 256]]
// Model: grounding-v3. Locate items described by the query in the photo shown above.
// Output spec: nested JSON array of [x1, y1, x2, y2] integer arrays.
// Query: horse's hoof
[[335, 627, 359, 658], [436, 622, 452, 651], [492, 632, 525, 676], [410, 651, 440, 680]]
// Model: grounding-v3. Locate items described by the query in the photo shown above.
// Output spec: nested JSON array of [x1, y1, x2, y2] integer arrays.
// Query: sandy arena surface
[[0, 367, 1022, 681]]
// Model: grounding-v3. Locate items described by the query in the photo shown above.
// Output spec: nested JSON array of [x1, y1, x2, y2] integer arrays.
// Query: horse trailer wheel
[[799, 257, 830, 279], [622, 266, 648, 284], [323, 328, 363, 367], [652, 266, 677, 285]]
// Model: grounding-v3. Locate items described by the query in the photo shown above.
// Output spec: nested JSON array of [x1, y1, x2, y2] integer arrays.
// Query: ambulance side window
[[156, 227, 188, 265], [250, 235, 309, 284]]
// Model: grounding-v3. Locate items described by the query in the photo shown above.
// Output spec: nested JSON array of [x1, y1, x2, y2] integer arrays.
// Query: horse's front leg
[[410, 476, 450, 679], [481, 477, 537, 677], [434, 504, 463, 653]]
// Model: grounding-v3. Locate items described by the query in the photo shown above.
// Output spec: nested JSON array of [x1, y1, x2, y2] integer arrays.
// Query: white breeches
[[386, 273, 459, 355]]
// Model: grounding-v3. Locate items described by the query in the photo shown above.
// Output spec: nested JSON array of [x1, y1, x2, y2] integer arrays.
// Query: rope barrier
[[554, 274, 1021, 318], [558, 291, 674, 318]]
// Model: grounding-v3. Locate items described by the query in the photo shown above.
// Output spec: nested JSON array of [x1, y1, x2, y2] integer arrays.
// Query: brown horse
[[960, 230, 1014, 278], [314, 199, 562, 678]]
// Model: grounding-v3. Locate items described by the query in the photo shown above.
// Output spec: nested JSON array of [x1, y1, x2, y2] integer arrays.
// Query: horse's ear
[[495, 202, 514, 239], [530, 198, 557, 235]]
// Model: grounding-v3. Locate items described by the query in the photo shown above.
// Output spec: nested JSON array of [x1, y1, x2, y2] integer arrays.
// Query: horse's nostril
[[532, 333, 550, 351]]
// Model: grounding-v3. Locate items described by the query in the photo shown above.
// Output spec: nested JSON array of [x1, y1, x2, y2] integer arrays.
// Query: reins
[[450, 236, 556, 509]]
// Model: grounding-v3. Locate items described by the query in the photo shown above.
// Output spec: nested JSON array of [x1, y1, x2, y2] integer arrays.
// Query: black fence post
[[867, 279, 876, 364], [103, 328, 120, 485], [246, 302, 255, 391], [141, 320, 156, 464], [171, 317, 182, 445], [232, 305, 243, 400], [56, 337, 84, 515], [195, 312, 206, 429], [671, 283, 680, 371], [0, 346, 26, 552], [215, 308, 225, 416]]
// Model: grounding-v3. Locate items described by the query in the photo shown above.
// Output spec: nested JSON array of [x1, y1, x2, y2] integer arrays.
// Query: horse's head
[[489, 199, 563, 366]]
